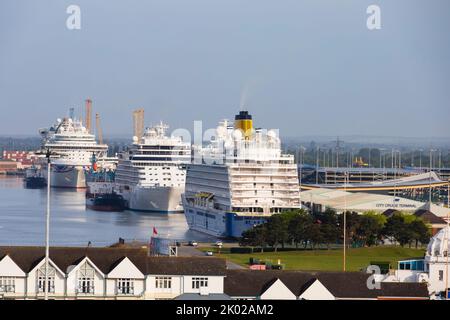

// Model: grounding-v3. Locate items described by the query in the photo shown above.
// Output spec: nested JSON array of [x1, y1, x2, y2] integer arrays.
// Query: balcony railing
[[38, 286, 55, 293], [117, 286, 134, 295], [76, 286, 95, 294]]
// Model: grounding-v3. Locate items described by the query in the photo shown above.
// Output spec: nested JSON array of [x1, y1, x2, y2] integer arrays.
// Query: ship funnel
[[234, 110, 253, 140]]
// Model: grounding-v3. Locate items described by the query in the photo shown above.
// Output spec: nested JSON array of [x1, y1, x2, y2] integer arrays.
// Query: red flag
[[152, 227, 158, 235]]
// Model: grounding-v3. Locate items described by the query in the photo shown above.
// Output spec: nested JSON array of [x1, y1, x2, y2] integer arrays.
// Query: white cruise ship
[[38, 117, 108, 188], [115, 122, 191, 212], [182, 110, 301, 238]]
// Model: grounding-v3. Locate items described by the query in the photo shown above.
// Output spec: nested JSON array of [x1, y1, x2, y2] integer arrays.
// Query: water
[[0, 176, 216, 246]]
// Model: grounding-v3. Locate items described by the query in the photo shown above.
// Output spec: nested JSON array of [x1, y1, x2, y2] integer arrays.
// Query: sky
[[0, 0, 449, 139]]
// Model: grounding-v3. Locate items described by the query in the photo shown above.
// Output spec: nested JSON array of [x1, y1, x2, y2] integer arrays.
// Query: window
[[192, 277, 208, 289], [155, 276, 172, 290], [37, 264, 55, 293], [117, 278, 134, 295], [439, 270, 444, 281], [77, 262, 95, 294], [0, 277, 15, 293]]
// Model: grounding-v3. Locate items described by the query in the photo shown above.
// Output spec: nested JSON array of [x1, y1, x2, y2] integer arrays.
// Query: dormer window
[[77, 261, 95, 294], [37, 264, 55, 293], [117, 278, 134, 295]]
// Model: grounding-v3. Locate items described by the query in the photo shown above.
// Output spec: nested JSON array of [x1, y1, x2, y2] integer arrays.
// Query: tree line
[[240, 209, 431, 252]]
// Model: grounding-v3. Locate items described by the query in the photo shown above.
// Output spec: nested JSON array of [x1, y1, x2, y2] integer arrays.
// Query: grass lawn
[[201, 246, 426, 271]]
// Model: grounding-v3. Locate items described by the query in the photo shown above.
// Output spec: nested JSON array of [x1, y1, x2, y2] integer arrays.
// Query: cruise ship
[[38, 116, 108, 188], [115, 122, 191, 212], [182, 110, 301, 238]]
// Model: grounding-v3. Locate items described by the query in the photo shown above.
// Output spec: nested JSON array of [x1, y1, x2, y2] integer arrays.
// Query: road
[[178, 245, 245, 270]]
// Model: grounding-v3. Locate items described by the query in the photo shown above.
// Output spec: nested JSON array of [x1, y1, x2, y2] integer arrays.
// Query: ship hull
[[182, 197, 269, 238], [43, 165, 87, 188], [86, 195, 125, 212], [120, 186, 184, 213], [23, 177, 47, 189]]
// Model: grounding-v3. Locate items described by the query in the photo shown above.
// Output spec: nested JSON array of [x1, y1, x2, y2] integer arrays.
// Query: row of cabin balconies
[[231, 192, 300, 199], [230, 171, 298, 177], [230, 178, 299, 183], [231, 184, 300, 191], [231, 200, 300, 208]]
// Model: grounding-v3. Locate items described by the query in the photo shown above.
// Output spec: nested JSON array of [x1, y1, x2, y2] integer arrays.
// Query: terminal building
[[301, 166, 423, 185], [301, 171, 449, 205], [301, 187, 450, 221]]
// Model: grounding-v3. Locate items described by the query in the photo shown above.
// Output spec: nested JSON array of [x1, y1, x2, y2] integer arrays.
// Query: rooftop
[[0, 246, 227, 276]]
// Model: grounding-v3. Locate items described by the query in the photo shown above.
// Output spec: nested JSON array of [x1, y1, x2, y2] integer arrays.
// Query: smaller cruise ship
[[182, 110, 301, 238], [115, 122, 191, 212], [38, 116, 108, 188]]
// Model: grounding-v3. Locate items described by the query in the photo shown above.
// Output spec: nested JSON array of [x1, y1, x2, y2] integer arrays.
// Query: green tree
[[240, 224, 267, 252], [382, 212, 425, 247], [320, 223, 339, 249], [338, 211, 360, 247], [265, 214, 289, 252], [304, 222, 323, 249], [287, 211, 312, 248], [410, 219, 431, 248], [356, 212, 386, 246], [382, 213, 405, 244]]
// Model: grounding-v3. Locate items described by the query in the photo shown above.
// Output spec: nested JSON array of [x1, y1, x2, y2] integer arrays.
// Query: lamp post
[[429, 149, 435, 204], [315, 147, 319, 185], [446, 182, 449, 300], [343, 171, 348, 272], [298, 146, 305, 202], [44, 149, 51, 300], [419, 149, 423, 169]]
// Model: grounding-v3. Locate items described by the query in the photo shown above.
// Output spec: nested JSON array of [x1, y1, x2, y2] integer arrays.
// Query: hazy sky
[[1, 0, 449, 138]]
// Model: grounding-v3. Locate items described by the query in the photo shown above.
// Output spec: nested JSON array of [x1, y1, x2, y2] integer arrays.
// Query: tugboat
[[85, 154, 125, 212], [23, 166, 47, 189], [86, 184, 125, 212]]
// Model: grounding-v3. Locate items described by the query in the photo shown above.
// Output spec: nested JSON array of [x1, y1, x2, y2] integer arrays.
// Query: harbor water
[[0, 176, 215, 246]]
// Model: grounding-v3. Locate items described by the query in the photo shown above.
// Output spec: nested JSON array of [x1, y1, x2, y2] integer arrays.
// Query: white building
[[0, 247, 225, 300], [0, 246, 431, 300], [382, 226, 450, 299]]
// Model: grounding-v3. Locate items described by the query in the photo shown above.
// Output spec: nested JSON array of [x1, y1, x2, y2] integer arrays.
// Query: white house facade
[[0, 247, 226, 300], [0, 246, 430, 300]]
